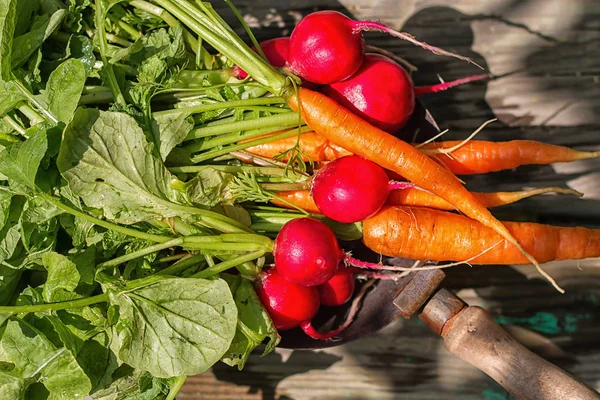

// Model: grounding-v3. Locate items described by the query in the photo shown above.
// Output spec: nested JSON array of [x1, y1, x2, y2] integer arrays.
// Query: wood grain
[[180, 0, 600, 399]]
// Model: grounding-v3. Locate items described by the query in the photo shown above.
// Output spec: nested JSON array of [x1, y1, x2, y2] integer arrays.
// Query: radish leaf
[[109, 276, 237, 378], [0, 319, 92, 399], [57, 108, 192, 224]]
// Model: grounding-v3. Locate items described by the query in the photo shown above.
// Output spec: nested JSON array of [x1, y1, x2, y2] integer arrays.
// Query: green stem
[[171, 217, 211, 236], [237, 319, 264, 344], [261, 181, 311, 191], [185, 112, 299, 141], [158, 253, 188, 263], [155, 97, 286, 117], [192, 250, 265, 279], [79, 92, 114, 105], [191, 126, 311, 163], [117, 20, 141, 40], [105, 32, 133, 47], [250, 210, 306, 218], [144, 222, 267, 253], [93, 60, 138, 76], [97, 238, 184, 270], [151, 0, 287, 94], [17, 105, 44, 126], [195, 36, 214, 69], [168, 165, 291, 176], [183, 242, 266, 252], [166, 376, 187, 400], [95, 0, 127, 107], [194, 215, 251, 234], [13, 81, 57, 124], [131, 0, 179, 26], [246, 204, 296, 212], [0, 293, 108, 314], [40, 193, 171, 243], [173, 69, 233, 88], [186, 125, 296, 153], [204, 254, 215, 267], [185, 233, 273, 250], [2, 116, 25, 135], [223, 0, 267, 61], [129, 0, 202, 53], [158, 253, 205, 276], [83, 85, 112, 94]]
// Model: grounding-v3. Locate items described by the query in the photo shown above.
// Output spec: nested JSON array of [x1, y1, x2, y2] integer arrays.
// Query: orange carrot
[[244, 131, 351, 161], [363, 206, 600, 265], [272, 190, 320, 213], [245, 132, 335, 161], [246, 134, 599, 177], [273, 187, 580, 213], [386, 186, 581, 210], [285, 87, 558, 291], [419, 140, 599, 175]]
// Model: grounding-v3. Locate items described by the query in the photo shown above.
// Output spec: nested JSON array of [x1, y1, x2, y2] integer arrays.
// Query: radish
[[311, 155, 414, 223], [274, 217, 343, 286], [286, 10, 479, 85], [318, 264, 356, 306], [323, 54, 490, 134], [256, 269, 320, 331], [322, 53, 415, 133], [264, 219, 418, 338], [233, 37, 289, 79]]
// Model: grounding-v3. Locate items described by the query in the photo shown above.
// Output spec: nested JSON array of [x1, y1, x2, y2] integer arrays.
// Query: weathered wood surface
[[180, 0, 600, 399]]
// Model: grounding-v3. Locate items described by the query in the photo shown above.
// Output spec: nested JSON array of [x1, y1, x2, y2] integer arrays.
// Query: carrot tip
[[505, 235, 565, 293]]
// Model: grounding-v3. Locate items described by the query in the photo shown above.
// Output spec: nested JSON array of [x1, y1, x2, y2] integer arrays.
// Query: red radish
[[311, 155, 414, 223], [286, 10, 478, 85], [323, 54, 489, 134], [262, 220, 420, 337], [256, 269, 320, 331], [287, 11, 364, 84], [234, 37, 289, 79], [274, 218, 343, 286], [322, 53, 415, 133], [318, 264, 356, 306]]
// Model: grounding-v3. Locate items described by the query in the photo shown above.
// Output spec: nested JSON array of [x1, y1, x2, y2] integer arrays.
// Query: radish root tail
[[300, 279, 376, 340], [354, 22, 484, 69]]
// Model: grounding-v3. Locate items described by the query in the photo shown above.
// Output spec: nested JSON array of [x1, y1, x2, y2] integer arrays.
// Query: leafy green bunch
[[0, 0, 329, 397]]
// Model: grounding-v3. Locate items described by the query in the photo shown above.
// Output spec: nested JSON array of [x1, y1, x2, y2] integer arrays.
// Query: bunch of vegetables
[[0, 0, 598, 399]]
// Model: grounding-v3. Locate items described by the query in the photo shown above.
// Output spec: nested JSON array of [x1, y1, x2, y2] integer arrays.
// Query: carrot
[[419, 140, 600, 175], [285, 87, 560, 291], [272, 190, 321, 213], [363, 206, 600, 265], [247, 134, 599, 177], [273, 187, 580, 213], [244, 131, 351, 161], [386, 186, 582, 210]]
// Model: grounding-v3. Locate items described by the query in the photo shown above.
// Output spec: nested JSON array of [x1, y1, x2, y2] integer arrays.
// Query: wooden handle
[[442, 306, 599, 400]]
